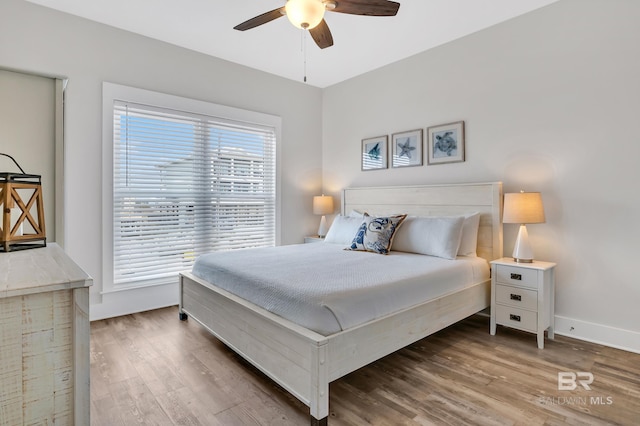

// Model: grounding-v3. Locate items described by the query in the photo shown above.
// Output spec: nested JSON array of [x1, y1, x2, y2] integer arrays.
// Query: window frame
[[102, 82, 281, 294]]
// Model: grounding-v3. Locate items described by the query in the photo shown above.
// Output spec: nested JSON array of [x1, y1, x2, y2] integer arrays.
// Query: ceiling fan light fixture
[[285, 0, 326, 30]]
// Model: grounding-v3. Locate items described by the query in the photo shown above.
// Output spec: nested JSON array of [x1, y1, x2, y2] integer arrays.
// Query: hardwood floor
[[90, 307, 639, 425]]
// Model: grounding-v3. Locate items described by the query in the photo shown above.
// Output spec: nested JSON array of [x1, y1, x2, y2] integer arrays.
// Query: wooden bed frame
[[179, 182, 503, 425]]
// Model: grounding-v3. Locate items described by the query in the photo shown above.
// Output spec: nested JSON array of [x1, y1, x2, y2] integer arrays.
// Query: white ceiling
[[25, 0, 559, 88]]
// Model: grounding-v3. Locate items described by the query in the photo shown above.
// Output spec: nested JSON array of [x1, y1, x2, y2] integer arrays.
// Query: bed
[[179, 182, 503, 425]]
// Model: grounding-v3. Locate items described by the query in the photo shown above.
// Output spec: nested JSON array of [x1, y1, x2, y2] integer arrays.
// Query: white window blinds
[[112, 100, 276, 287]]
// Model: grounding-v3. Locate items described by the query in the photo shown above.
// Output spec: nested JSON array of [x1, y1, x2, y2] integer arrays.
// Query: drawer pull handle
[[510, 314, 521, 322], [510, 294, 522, 301], [510, 273, 522, 280]]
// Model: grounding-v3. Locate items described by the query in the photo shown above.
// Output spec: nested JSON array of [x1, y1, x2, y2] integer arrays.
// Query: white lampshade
[[503, 192, 545, 224], [503, 191, 545, 263], [313, 195, 334, 215], [285, 0, 325, 29], [313, 195, 333, 237]]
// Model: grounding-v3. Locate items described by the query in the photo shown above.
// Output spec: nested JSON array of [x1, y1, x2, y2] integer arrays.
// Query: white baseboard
[[554, 315, 640, 354], [90, 282, 178, 321]]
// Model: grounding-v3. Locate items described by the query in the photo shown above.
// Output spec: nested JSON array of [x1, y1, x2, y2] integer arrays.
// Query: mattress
[[191, 242, 489, 336]]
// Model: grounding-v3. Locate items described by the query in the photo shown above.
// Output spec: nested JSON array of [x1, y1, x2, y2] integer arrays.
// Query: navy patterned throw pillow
[[346, 213, 407, 255]]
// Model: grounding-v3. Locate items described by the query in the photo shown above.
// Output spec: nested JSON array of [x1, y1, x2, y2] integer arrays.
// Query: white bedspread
[[191, 243, 489, 336]]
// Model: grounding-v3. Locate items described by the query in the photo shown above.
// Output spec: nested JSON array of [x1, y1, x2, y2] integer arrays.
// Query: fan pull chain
[[303, 30, 308, 83]]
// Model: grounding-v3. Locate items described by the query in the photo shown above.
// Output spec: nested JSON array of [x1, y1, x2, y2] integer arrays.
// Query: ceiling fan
[[234, 0, 401, 49]]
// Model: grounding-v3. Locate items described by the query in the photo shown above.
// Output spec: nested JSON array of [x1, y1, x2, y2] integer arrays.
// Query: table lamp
[[313, 195, 334, 238], [503, 191, 545, 263]]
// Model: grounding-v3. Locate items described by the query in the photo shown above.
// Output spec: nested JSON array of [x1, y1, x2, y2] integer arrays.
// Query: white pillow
[[458, 212, 480, 257], [324, 215, 364, 245], [392, 216, 465, 260]]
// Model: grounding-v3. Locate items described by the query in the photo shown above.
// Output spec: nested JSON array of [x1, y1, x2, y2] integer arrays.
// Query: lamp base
[[317, 215, 328, 238], [512, 224, 534, 263]]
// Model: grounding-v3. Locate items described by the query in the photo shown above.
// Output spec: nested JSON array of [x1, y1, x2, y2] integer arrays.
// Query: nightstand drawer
[[495, 305, 537, 332], [495, 284, 537, 310], [496, 265, 538, 289]]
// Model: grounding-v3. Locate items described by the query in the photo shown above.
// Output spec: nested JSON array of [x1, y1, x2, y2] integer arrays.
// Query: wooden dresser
[[0, 244, 92, 425]]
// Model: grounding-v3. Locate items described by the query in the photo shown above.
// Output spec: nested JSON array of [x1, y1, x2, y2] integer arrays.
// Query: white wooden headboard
[[342, 182, 503, 262]]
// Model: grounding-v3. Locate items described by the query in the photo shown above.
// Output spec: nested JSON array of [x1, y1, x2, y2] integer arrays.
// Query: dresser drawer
[[496, 265, 538, 289], [495, 305, 537, 332], [495, 284, 537, 310]]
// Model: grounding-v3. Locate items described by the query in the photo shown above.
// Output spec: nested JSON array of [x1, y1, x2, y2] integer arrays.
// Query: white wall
[[322, 0, 640, 352], [0, 0, 323, 319], [0, 70, 56, 240]]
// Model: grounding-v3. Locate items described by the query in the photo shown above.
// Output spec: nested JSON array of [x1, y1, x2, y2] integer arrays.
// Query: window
[[104, 84, 279, 290]]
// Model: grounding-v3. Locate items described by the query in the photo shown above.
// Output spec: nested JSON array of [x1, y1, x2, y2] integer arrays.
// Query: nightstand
[[304, 236, 324, 244], [490, 258, 556, 348]]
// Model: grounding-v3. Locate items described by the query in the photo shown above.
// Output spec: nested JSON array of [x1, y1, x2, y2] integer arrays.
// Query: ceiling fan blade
[[330, 0, 400, 16], [233, 7, 286, 31], [309, 19, 334, 49]]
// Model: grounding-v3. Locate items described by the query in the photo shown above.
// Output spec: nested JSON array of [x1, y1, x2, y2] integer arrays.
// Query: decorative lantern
[[0, 153, 46, 252]]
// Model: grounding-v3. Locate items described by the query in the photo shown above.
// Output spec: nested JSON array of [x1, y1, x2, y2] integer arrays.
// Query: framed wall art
[[427, 121, 465, 165], [361, 135, 388, 171], [391, 129, 423, 168]]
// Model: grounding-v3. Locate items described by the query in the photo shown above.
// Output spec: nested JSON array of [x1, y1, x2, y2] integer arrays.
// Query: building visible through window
[[112, 100, 276, 288]]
